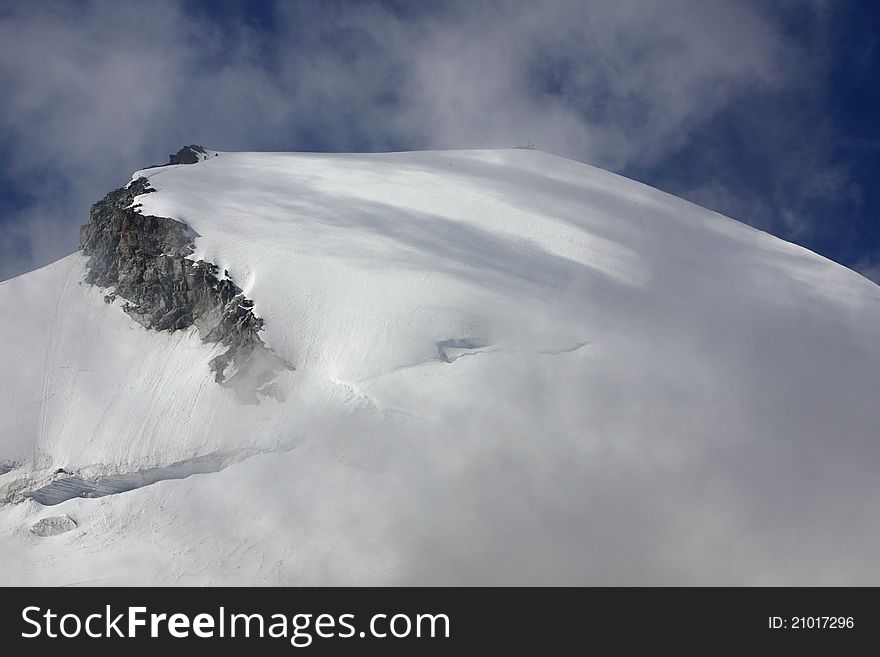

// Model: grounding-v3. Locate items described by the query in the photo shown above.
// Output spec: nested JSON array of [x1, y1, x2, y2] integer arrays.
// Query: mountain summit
[[1, 148, 878, 585]]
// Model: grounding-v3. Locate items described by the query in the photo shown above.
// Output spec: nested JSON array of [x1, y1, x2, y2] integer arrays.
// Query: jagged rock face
[[80, 174, 292, 403], [169, 144, 209, 165], [143, 144, 211, 170]]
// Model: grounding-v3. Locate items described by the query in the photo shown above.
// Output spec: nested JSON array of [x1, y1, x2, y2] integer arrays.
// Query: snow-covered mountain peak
[[1, 148, 878, 585]]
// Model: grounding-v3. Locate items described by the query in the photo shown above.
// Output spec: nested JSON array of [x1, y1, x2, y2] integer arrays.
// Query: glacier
[[0, 148, 878, 585]]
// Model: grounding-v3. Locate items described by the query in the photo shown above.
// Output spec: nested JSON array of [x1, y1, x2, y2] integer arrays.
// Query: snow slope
[[1, 149, 879, 585]]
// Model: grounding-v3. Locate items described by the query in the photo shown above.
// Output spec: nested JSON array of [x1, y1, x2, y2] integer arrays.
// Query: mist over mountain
[[1, 148, 878, 585]]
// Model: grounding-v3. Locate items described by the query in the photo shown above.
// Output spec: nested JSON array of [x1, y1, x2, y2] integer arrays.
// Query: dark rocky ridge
[[143, 144, 212, 169], [80, 173, 292, 403], [169, 144, 209, 165]]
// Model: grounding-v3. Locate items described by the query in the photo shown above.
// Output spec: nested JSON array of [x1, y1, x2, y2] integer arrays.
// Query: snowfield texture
[[1, 149, 879, 585]]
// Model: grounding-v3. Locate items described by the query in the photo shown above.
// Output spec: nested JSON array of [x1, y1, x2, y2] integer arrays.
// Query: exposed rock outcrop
[[30, 514, 77, 537], [169, 144, 209, 165], [143, 144, 212, 169], [80, 170, 292, 403]]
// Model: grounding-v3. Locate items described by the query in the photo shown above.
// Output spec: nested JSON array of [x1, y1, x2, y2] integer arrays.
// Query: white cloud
[[0, 0, 822, 280]]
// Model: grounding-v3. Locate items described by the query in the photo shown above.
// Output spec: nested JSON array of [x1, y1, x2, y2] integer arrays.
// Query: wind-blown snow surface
[[1, 149, 879, 585]]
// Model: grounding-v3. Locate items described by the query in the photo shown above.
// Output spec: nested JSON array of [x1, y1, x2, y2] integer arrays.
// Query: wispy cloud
[[1, 0, 868, 281]]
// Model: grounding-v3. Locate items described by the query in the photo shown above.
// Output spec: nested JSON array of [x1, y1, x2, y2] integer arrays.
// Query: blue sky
[[0, 0, 878, 283]]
